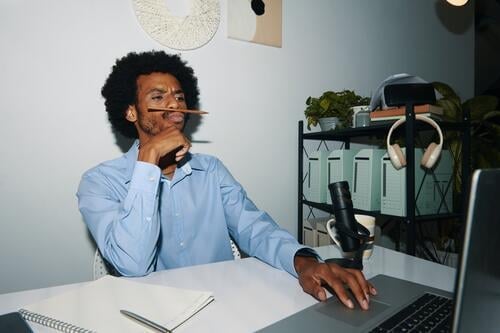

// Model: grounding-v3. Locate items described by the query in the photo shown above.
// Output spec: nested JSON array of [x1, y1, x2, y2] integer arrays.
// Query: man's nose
[[166, 96, 182, 109]]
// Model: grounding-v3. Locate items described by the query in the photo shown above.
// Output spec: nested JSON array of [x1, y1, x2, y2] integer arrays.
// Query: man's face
[[129, 72, 187, 139]]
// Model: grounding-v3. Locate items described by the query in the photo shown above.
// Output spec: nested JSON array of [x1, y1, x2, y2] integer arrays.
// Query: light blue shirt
[[77, 141, 309, 277]]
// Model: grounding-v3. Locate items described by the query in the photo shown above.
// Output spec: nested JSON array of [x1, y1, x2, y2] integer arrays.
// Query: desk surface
[[0, 246, 456, 332]]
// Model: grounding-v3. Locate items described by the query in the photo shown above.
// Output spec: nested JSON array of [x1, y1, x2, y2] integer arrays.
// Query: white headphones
[[386, 115, 443, 170]]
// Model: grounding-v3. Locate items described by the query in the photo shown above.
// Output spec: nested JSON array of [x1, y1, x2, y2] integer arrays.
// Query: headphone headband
[[386, 114, 443, 169], [386, 114, 443, 148]]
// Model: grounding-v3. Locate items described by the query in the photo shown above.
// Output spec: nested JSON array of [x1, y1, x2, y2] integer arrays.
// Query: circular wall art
[[132, 0, 220, 50]]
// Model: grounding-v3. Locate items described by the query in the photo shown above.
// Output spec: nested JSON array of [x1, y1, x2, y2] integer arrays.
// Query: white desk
[[0, 246, 456, 332]]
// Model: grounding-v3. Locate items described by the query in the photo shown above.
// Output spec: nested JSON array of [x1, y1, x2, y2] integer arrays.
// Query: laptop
[[258, 169, 500, 333]]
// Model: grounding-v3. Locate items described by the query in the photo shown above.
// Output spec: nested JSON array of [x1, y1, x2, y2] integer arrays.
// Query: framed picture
[[228, 0, 282, 47]]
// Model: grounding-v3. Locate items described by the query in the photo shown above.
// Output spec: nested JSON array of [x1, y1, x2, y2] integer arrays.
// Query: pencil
[[148, 107, 208, 115]]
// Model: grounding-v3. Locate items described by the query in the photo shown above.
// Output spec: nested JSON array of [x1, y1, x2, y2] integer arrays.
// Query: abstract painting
[[228, 0, 282, 47]]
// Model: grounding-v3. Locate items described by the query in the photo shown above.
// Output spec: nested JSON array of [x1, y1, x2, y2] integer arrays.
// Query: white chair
[[229, 239, 241, 259], [93, 239, 242, 280], [93, 249, 115, 280]]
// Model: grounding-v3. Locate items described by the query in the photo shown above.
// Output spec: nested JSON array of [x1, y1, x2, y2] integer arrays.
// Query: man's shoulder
[[188, 153, 222, 171], [81, 154, 130, 181]]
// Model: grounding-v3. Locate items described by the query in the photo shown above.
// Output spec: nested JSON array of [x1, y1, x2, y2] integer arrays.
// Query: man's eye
[[175, 94, 185, 101], [152, 95, 163, 101]]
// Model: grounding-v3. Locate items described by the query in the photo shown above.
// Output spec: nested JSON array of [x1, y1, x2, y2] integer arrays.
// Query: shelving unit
[[298, 110, 470, 256]]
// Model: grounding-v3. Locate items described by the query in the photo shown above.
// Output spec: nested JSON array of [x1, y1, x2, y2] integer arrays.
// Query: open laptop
[[258, 169, 500, 333]]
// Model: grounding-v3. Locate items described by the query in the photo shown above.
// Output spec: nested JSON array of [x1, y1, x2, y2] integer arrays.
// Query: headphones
[[386, 115, 443, 170]]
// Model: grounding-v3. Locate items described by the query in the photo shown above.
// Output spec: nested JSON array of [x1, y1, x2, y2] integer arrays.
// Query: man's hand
[[138, 123, 191, 165], [294, 256, 377, 310]]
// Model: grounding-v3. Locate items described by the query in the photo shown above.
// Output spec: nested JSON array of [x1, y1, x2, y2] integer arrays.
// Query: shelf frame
[[298, 110, 470, 257]]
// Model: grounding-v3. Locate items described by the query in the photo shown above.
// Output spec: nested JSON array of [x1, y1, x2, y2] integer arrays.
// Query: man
[[77, 51, 376, 310]]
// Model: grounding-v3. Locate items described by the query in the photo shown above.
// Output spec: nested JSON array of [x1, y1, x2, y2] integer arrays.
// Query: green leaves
[[304, 90, 370, 130], [432, 81, 500, 171], [463, 95, 498, 121]]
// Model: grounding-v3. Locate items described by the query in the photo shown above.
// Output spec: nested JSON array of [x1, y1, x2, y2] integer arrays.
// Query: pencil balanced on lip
[[148, 107, 208, 115]]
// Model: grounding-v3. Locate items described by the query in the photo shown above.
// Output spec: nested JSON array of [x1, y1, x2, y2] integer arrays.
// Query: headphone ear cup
[[421, 142, 441, 169], [388, 144, 406, 170]]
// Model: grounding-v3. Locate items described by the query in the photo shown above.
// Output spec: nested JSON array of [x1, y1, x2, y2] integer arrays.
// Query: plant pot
[[318, 117, 340, 131]]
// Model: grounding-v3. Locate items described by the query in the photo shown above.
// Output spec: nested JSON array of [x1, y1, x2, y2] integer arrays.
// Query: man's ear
[[125, 106, 137, 122]]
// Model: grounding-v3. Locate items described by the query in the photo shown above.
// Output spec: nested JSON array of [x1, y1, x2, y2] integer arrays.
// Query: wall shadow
[[112, 127, 135, 153], [434, 0, 474, 35]]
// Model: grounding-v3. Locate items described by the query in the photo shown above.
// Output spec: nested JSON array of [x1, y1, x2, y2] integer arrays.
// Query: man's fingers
[[298, 273, 322, 300], [175, 142, 191, 161], [341, 272, 369, 310], [303, 274, 353, 307], [321, 266, 369, 310], [296, 261, 375, 311], [347, 269, 372, 300], [313, 286, 327, 302], [327, 279, 355, 309], [347, 269, 377, 296], [311, 268, 356, 309]]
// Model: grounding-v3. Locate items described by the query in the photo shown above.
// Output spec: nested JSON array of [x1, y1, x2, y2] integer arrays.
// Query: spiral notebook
[[18, 275, 214, 333]]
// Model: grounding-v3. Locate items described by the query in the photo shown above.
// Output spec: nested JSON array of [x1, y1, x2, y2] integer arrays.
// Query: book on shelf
[[370, 112, 442, 122], [370, 104, 443, 119], [17, 275, 214, 333]]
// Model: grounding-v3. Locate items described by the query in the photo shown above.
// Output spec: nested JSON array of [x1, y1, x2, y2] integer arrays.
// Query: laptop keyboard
[[369, 293, 452, 333]]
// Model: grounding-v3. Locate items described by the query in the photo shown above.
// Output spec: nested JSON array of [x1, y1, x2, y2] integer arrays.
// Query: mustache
[[148, 107, 208, 115], [162, 111, 185, 120]]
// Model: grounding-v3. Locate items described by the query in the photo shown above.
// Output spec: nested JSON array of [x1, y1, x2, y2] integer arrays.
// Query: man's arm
[[77, 161, 162, 276], [214, 159, 376, 309], [215, 159, 305, 275], [294, 254, 377, 310]]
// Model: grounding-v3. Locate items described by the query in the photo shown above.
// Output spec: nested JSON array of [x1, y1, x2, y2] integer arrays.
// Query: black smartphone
[[0, 312, 33, 333]]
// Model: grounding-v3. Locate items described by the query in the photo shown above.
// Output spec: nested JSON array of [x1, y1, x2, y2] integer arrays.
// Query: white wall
[[0, 0, 474, 293]]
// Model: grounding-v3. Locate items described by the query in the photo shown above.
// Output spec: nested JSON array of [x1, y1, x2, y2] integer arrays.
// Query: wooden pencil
[[148, 107, 208, 115]]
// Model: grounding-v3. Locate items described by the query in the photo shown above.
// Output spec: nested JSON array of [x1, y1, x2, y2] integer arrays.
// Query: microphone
[[328, 181, 369, 253]]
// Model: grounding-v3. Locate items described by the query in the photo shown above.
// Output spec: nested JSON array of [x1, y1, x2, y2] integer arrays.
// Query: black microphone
[[328, 181, 367, 253]]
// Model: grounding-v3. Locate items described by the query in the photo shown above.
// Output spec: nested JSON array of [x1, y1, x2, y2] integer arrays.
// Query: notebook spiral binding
[[19, 309, 96, 333]]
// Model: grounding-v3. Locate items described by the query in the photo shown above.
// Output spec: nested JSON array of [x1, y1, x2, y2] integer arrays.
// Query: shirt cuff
[[128, 161, 161, 195], [295, 247, 324, 265], [294, 247, 322, 261], [279, 246, 323, 278]]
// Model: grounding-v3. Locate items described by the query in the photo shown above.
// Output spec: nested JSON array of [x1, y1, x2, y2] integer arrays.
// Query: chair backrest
[[93, 240, 242, 280], [93, 249, 111, 280], [229, 239, 241, 260]]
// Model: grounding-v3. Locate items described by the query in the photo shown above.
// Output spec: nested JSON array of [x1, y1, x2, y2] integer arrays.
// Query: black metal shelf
[[301, 200, 461, 222], [298, 110, 471, 256], [303, 120, 467, 141]]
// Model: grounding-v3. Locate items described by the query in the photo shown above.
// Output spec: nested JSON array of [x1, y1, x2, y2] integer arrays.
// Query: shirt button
[[145, 217, 152, 222], [180, 242, 184, 246], [149, 176, 155, 181], [175, 213, 180, 217]]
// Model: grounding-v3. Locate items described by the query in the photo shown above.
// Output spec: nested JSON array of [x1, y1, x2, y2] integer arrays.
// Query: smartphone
[[0, 312, 33, 333]]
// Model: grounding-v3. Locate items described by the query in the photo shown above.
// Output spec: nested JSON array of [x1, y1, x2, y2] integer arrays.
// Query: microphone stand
[[325, 181, 370, 270]]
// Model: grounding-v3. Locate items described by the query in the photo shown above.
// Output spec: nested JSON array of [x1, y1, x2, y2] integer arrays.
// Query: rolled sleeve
[[215, 159, 316, 278], [77, 161, 162, 276]]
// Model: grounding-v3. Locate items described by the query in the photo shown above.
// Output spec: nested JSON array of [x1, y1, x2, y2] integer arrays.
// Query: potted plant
[[304, 90, 370, 131], [430, 82, 499, 257], [433, 82, 500, 192]]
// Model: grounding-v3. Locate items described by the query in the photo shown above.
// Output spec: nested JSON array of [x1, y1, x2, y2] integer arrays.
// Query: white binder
[[380, 149, 453, 216], [326, 149, 360, 204], [352, 149, 386, 211], [305, 151, 329, 203]]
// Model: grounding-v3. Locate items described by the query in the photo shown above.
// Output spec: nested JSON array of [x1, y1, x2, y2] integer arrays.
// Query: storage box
[[304, 151, 329, 203], [380, 149, 453, 216], [326, 149, 360, 204], [352, 149, 386, 211]]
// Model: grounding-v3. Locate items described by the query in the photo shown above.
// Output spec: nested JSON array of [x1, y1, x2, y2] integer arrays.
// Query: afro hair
[[101, 51, 200, 138]]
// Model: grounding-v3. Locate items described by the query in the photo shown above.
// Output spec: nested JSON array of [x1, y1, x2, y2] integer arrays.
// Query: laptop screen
[[452, 168, 500, 332]]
